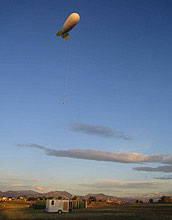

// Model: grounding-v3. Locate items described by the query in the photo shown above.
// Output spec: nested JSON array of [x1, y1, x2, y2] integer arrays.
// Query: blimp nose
[[70, 13, 80, 22]]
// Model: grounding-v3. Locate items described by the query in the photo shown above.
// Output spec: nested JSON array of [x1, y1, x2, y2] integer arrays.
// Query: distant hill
[[3, 190, 42, 198], [84, 193, 118, 201], [42, 191, 72, 199], [1, 190, 72, 199]]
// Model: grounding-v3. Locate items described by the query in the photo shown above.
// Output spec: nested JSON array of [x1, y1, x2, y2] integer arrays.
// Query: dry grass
[[0, 201, 172, 220]]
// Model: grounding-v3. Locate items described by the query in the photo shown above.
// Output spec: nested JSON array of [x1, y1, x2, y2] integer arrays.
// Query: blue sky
[[0, 0, 172, 197]]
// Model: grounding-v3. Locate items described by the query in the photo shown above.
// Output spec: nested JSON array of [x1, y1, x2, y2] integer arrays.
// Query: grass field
[[0, 201, 172, 220]]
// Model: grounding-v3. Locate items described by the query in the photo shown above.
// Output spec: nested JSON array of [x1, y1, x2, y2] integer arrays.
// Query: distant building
[[0, 197, 15, 201], [17, 197, 27, 201], [159, 196, 171, 203]]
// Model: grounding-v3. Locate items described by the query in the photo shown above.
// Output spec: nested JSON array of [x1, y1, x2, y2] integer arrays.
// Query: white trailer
[[46, 199, 70, 213]]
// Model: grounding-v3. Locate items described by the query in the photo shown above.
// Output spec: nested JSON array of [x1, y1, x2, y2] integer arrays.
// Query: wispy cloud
[[11, 184, 25, 187], [32, 186, 44, 191], [11, 184, 44, 191], [18, 144, 172, 168], [1, 176, 39, 183], [133, 165, 172, 173], [79, 180, 160, 189], [69, 123, 132, 140], [9, 178, 39, 182], [155, 175, 172, 180]]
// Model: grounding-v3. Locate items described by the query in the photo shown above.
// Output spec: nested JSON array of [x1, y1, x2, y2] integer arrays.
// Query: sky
[[0, 0, 172, 197]]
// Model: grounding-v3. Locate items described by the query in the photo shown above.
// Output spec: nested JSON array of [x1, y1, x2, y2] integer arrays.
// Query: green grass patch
[[32, 201, 46, 209]]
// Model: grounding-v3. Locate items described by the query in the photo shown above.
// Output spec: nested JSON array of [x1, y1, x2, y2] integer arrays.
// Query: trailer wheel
[[58, 210, 63, 214]]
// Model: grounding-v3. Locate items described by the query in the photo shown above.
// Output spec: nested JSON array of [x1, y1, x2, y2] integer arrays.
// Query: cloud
[[8, 183, 44, 191], [155, 175, 172, 180], [69, 123, 132, 140], [32, 186, 44, 191], [9, 178, 39, 182], [18, 144, 172, 166], [79, 180, 160, 189], [0, 176, 39, 185], [68, 188, 81, 191], [11, 184, 25, 187], [133, 165, 172, 173], [18, 144, 46, 150]]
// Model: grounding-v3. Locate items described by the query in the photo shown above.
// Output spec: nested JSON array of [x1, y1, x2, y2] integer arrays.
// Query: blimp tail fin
[[62, 33, 69, 40], [56, 30, 63, 36]]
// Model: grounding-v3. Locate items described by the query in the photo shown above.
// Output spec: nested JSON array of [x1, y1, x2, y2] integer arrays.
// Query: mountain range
[[0, 190, 118, 201], [0, 190, 171, 202]]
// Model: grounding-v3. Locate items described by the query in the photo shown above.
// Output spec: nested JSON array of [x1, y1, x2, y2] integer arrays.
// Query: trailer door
[[63, 202, 68, 211]]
